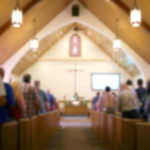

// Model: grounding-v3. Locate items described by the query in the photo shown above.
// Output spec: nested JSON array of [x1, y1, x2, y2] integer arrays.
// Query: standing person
[[141, 80, 150, 118], [73, 92, 79, 101], [10, 81, 25, 120], [0, 67, 15, 125], [47, 90, 56, 111], [100, 86, 116, 114], [21, 74, 39, 118], [126, 79, 135, 92], [0, 75, 6, 106], [92, 92, 100, 110], [144, 97, 150, 122], [118, 84, 140, 119], [135, 79, 147, 103], [34, 80, 49, 114]]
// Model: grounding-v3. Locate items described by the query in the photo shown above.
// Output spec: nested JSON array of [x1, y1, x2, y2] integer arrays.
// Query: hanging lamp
[[130, 0, 141, 27], [30, 19, 39, 52], [113, 19, 121, 51], [11, 0, 23, 28]]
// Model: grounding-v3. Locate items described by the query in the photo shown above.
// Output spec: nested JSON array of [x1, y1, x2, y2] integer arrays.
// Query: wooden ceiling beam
[[0, 0, 72, 64], [0, 0, 40, 35], [87, 34, 133, 77], [111, 0, 150, 33], [12, 24, 74, 76]]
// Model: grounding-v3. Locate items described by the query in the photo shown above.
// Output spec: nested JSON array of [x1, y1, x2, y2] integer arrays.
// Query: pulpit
[[63, 100, 89, 116]]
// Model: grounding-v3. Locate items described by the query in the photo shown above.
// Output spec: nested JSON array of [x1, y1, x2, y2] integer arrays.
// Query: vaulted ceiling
[[0, 0, 150, 65], [12, 23, 140, 77]]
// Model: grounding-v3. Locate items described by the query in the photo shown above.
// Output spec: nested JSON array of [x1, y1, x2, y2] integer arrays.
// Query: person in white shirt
[[0, 75, 6, 106], [118, 84, 140, 119]]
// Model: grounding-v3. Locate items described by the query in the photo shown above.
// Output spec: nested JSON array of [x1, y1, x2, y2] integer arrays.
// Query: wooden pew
[[55, 110, 60, 128], [91, 110, 96, 131], [30, 116, 38, 150], [106, 114, 115, 150], [0, 121, 18, 150], [91, 110, 101, 137], [37, 111, 60, 150], [100, 112, 107, 144], [114, 116, 122, 150], [19, 118, 31, 150], [136, 122, 150, 150], [0, 111, 60, 150], [52, 111, 59, 135], [95, 111, 101, 136], [38, 113, 48, 150], [121, 119, 145, 150], [91, 110, 146, 150]]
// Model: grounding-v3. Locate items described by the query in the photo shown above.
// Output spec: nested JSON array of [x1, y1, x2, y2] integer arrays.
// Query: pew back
[[0, 121, 18, 150], [136, 122, 150, 150], [121, 119, 145, 150], [106, 114, 115, 150], [19, 118, 31, 150], [0, 111, 60, 150], [31, 116, 38, 150]]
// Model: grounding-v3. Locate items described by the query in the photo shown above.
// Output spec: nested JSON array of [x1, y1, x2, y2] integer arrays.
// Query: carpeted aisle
[[45, 128, 107, 150]]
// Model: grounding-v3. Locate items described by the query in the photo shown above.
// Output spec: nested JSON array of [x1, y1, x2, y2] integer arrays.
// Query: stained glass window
[[70, 34, 81, 57]]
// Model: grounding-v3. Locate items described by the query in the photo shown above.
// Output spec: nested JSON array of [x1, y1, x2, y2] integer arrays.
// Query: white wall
[[19, 31, 131, 100]]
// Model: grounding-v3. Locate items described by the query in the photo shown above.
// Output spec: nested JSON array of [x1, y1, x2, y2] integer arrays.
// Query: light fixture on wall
[[113, 19, 121, 51], [11, 0, 23, 28], [130, 0, 141, 27], [30, 19, 39, 52]]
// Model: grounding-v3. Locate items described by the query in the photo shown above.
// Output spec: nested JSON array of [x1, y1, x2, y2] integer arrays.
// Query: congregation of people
[[92, 78, 150, 121], [0, 67, 58, 126]]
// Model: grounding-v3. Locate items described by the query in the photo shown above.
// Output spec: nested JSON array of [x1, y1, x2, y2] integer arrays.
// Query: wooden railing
[[91, 110, 147, 150], [0, 111, 60, 150]]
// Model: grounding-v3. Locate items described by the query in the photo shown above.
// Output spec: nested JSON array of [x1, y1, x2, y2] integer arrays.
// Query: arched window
[[70, 34, 81, 57]]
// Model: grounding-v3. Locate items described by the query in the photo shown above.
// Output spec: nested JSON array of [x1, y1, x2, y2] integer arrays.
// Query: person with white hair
[[118, 84, 140, 119]]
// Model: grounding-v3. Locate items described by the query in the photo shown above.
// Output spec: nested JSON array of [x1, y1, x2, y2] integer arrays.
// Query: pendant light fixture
[[130, 0, 141, 27], [30, 19, 39, 52], [11, 0, 23, 28], [113, 19, 121, 51]]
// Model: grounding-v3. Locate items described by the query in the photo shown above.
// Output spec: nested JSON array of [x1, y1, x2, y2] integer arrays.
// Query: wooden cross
[[68, 64, 83, 93]]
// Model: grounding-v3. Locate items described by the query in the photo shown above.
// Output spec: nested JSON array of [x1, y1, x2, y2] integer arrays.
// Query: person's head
[[34, 80, 40, 89], [23, 74, 31, 83], [105, 86, 111, 92], [0, 67, 5, 79], [126, 79, 133, 86], [96, 92, 100, 97], [137, 79, 143, 87]]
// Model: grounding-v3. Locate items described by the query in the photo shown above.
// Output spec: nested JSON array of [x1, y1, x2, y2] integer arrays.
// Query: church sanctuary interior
[[1, 0, 150, 150]]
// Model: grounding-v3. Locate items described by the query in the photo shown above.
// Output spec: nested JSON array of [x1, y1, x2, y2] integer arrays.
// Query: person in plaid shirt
[[21, 74, 39, 118]]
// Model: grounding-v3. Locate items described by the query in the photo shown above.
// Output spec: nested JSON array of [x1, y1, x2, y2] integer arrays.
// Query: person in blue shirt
[[135, 79, 147, 103], [92, 92, 100, 110], [47, 90, 56, 111], [34, 80, 48, 114], [0, 67, 15, 125]]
